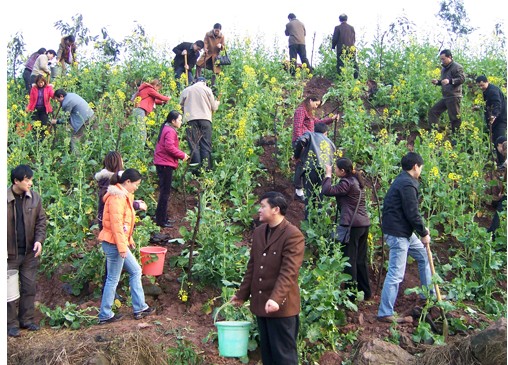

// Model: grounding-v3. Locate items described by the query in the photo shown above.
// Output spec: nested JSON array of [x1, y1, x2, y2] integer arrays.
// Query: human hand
[[421, 234, 431, 245], [217, 43, 222, 49], [441, 79, 450, 85], [325, 165, 333, 177], [472, 105, 481, 112], [182, 50, 187, 56], [135, 200, 147, 211], [489, 116, 496, 125], [265, 299, 279, 314], [183, 154, 190, 161], [119, 251, 127, 258], [431, 79, 438, 85], [33, 241, 42, 257], [184, 64, 189, 70], [51, 119, 57, 125], [230, 295, 244, 307]]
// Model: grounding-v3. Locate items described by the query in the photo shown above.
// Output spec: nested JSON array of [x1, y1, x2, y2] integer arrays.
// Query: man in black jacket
[[173, 40, 204, 86], [377, 152, 432, 322], [475, 75, 507, 167]]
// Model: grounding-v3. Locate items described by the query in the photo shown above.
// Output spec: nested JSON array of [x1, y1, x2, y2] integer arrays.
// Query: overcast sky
[[3, 0, 506, 61]]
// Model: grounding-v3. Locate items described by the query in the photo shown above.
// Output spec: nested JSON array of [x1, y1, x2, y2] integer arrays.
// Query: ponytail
[[336, 157, 365, 189], [110, 168, 142, 185]]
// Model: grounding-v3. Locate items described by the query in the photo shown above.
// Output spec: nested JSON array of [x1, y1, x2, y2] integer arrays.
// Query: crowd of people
[[8, 13, 507, 365]]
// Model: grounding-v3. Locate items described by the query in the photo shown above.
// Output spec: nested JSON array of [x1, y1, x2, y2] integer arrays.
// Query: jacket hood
[[94, 168, 116, 181], [103, 184, 130, 202], [138, 83, 155, 92]]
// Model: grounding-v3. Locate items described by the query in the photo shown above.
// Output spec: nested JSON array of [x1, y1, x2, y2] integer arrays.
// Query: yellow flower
[[33, 120, 42, 128], [472, 170, 479, 178], [444, 140, 453, 150], [447, 172, 462, 182], [430, 166, 439, 177], [269, 77, 277, 84], [116, 90, 126, 101], [435, 132, 444, 142]]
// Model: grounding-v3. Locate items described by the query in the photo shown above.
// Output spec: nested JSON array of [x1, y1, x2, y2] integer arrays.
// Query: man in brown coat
[[285, 13, 310, 75], [196, 23, 225, 86], [7, 165, 46, 337], [332, 14, 358, 78], [232, 191, 305, 364]]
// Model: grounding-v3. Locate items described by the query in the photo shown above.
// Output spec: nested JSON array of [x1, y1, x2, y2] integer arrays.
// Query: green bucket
[[214, 303, 251, 357]]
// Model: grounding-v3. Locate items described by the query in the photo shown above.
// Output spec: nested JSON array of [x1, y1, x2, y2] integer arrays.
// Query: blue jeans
[[99, 242, 148, 321], [378, 233, 432, 317]]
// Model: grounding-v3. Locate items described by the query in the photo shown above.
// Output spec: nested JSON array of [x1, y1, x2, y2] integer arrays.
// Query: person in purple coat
[[153, 110, 189, 227]]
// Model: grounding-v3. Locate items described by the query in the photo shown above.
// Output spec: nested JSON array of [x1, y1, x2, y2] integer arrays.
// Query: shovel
[[425, 243, 449, 339]]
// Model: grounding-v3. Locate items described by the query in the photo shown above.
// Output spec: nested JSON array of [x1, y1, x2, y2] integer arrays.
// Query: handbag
[[215, 46, 231, 66], [331, 189, 363, 244]]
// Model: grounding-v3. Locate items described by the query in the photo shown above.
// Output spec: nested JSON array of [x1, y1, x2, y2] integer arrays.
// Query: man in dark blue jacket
[[377, 152, 432, 322], [475, 75, 507, 167]]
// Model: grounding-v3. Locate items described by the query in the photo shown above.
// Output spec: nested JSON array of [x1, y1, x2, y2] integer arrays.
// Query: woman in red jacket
[[26, 75, 55, 136], [153, 110, 189, 227], [131, 79, 171, 144]]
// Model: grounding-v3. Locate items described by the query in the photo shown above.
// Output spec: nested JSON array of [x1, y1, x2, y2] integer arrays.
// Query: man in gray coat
[[285, 13, 310, 75], [429, 49, 465, 133], [52, 89, 95, 153], [180, 77, 220, 171], [7, 165, 46, 337]]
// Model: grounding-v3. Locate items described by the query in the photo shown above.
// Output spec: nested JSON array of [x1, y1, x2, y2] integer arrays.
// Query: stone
[[86, 353, 110, 365], [142, 283, 162, 297], [352, 338, 414, 365], [471, 317, 506, 365]]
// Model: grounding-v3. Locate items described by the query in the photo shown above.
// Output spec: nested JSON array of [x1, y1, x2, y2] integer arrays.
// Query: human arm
[[148, 88, 171, 105], [332, 26, 339, 49], [321, 176, 351, 197], [292, 106, 306, 140], [106, 196, 129, 254], [400, 184, 429, 239], [162, 127, 188, 160], [293, 133, 309, 159], [208, 89, 220, 112], [133, 200, 147, 211], [33, 197, 46, 257]]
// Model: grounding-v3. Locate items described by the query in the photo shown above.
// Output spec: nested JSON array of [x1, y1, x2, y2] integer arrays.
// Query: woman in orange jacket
[[97, 169, 154, 324]]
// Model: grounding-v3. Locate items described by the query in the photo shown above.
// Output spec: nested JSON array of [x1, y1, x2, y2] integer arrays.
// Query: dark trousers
[[428, 97, 462, 133], [289, 44, 309, 75], [292, 141, 304, 189], [174, 66, 194, 87], [186, 119, 212, 171], [342, 226, 371, 299], [7, 254, 39, 329], [490, 121, 507, 165], [336, 47, 358, 79], [23, 68, 32, 94], [257, 315, 299, 365], [155, 165, 175, 226], [32, 107, 50, 126], [303, 169, 323, 220]]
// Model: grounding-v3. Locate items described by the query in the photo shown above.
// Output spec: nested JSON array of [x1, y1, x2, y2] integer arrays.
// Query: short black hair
[[46, 49, 57, 56], [54, 89, 67, 98], [475, 75, 488, 83], [339, 14, 348, 22], [11, 164, 33, 184], [288, 13, 296, 20], [440, 49, 452, 58], [261, 191, 288, 216], [213, 23, 222, 30], [195, 40, 205, 49], [495, 135, 507, 146], [314, 123, 328, 134], [65, 35, 75, 43], [401, 152, 424, 171]]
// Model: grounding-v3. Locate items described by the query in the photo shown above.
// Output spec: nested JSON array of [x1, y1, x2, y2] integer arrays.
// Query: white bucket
[[7, 270, 20, 302]]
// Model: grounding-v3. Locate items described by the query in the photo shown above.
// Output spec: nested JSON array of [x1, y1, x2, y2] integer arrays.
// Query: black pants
[[174, 66, 194, 87], [490, 121, 507, 166], [303, 169, 323, 220], [336, 46, 358, 79], [342, 226, 371, 299], [292, 141, 304, 189], [23, 68, 32, 94], [428, 97, 462, 133], [7, 254, 39, 329], [257, 315, 299, 365], [289, 44, 309, 75], [186, 120, 212, 171], [155, 165, 174, 226]]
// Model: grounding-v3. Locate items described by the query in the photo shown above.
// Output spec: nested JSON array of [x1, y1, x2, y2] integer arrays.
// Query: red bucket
[[140, 246, 167, 276]]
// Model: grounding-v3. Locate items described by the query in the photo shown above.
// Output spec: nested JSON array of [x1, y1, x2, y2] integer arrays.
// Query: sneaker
[[377, 315, 412, 323], [133, 307, 155, 320], [20, 323, 40, 331], [98, 313, 123, 325], [8, 327, 20, 337]]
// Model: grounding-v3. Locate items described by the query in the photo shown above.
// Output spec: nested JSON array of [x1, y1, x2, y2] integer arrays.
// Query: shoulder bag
[[216, 45, 231, 66]]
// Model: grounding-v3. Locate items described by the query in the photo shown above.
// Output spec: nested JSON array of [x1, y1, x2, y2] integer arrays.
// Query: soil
[[7, 77, 498, 365]]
